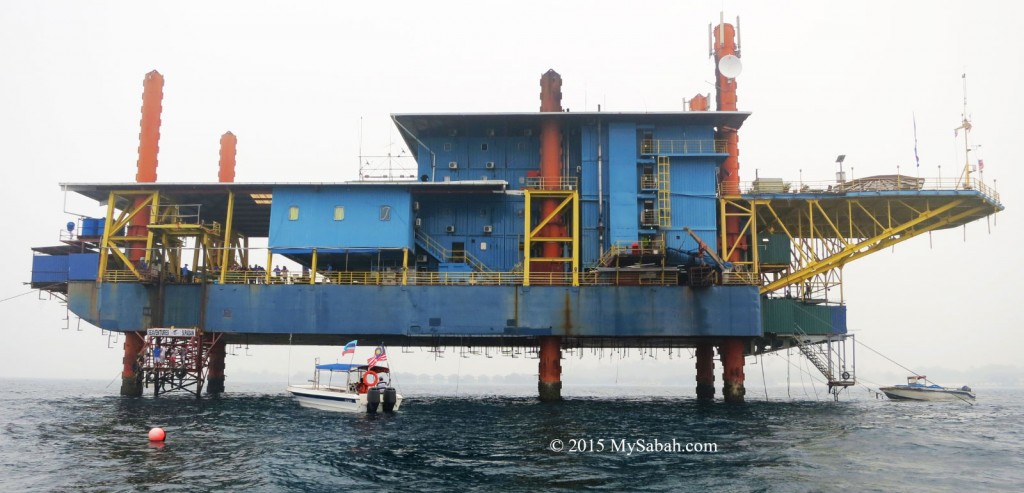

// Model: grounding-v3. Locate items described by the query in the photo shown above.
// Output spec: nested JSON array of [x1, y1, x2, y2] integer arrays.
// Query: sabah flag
[[366, 345, 388, 367], [342, 340, 357, 356]]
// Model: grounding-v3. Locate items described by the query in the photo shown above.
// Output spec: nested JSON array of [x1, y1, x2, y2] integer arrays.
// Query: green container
[[758, 234, 791, 265], [761, 298, 837, 335]]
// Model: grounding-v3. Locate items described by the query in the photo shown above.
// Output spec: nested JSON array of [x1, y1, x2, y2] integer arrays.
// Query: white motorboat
[[288, 362, 403, 413], [879, 375, 975, 402]]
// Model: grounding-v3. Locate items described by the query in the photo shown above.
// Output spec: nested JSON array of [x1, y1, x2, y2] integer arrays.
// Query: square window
[[481, 143, 488, 151], [334, 206, 345, 221], [288, 206, 299, 221], [443, 143, 452, 152], [379, 205, 391, 221]]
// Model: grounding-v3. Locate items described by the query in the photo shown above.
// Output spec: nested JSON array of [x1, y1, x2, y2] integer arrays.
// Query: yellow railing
[[640, 139, 726, 155], [100, 267, 686, 287]]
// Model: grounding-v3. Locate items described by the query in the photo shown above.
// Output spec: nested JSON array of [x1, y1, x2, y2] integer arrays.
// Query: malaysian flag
[[366, 345, 388, 367]]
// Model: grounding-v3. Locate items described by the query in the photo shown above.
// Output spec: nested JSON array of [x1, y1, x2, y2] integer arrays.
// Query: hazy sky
[[1, 1, 1021, 392]]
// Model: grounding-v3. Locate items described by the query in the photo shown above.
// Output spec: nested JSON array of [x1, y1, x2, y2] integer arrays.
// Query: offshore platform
[[29, 18, 1002, 402]]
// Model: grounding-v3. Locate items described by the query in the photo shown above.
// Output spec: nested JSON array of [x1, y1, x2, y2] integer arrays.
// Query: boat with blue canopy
[[287, 360, 403, 413]]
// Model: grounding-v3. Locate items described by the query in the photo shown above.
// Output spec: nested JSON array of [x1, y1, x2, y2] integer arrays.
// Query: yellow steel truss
[[522, 189, 580, 286], [97, 189, 242, 283], [718, 192, 1001, 301]]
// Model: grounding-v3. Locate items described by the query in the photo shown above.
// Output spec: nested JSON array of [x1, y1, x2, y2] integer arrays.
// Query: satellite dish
[[718, 54, 742, 79]]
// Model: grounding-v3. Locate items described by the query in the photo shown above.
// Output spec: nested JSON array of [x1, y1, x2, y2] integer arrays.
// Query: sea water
[[1, 379, 1021, 492]]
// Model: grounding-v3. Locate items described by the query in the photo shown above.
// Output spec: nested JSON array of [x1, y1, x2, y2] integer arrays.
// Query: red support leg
[[720, 338, 746, 403], [538, 336, 562, 401], [206, 337, 226, 394], [120, 331, 145, 397], [696, 342, 715, 400]]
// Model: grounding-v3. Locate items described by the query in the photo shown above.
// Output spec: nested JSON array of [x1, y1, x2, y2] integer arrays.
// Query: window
[[443, 143, 452, 152], [379, 205, 391, 221], [516, 142, 526, 151], [288, 206, 299, 221], [334, 206, 345, 221], [481, 143, 489, 151]]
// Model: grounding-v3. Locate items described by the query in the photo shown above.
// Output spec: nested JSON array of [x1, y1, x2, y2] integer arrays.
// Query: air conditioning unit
[[485, 161, 495, 169], [414, 218, 422, 228], [448, 161, 459, 170], [416, 255, 428, 263], [446, 225, 456, 233], [483, 225, 493, 234]]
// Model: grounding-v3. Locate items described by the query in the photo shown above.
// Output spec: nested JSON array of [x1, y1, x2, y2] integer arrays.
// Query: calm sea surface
[[1, 379, 1021, 492]]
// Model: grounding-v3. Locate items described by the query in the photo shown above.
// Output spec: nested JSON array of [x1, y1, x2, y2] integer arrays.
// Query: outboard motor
[[366, 388, 381, 413], [383, 388, 397, 413]]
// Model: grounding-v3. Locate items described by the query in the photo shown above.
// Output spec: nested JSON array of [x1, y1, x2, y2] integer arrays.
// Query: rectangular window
[[443, 143, 452, 152], [334, 206, 345, 221], [481, 143, 488, 151], [288, 206, 299, 221], [379, 205, 391, 221]]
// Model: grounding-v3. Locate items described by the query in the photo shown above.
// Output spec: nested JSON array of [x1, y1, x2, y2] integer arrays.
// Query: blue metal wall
[[608, 122, 638, 245], [31, 255, 68, 284], [69, 282, 762, 337], [69, 253, 100, 281], [269, 186, 413, 252], [413, 193, 524, 270], [421, 136, 539, 186]]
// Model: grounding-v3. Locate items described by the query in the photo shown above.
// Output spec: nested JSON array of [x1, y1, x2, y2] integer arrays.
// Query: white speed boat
[[288, 362, 403, 413], [880, 375, 975, 402]]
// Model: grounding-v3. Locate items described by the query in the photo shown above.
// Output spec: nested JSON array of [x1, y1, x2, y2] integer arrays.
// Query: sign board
[[147, 328, 197, 338]]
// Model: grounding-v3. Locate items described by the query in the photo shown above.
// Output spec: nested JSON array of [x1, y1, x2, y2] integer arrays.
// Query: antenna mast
[[956, 74, 973, 189]]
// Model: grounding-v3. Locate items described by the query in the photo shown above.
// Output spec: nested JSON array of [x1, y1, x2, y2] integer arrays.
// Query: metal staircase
[[414, 230, 491, 272], [790, 324, 856, 400]]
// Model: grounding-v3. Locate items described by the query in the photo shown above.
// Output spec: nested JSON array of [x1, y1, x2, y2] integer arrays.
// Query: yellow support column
[[97, 191, 118, 282], [218, 191, 235, 285], [523, 190, 532, 287], [402, 247, 409, 286]]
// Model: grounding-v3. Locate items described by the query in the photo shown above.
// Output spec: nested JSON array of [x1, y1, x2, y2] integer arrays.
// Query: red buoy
[[148, 427, 166, 442]]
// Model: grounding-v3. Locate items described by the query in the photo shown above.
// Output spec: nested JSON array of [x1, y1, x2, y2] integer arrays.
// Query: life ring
[[363, 370, 379, 387]]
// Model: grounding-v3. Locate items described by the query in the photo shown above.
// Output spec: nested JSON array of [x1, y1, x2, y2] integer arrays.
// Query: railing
[[640, 139, 726, 155], [736, 176, 1002, 204], [524, 176, 578, 190], [640, 174, 657, 190], [640, 210, 658, 227]]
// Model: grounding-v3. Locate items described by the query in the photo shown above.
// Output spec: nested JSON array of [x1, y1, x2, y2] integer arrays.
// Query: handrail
[[524, 176, 578, 190], [735, 176, 1002, 205], [640, 139, 726, 155]]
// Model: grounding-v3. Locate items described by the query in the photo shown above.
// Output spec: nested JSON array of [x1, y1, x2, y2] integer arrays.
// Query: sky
[[1, 1, 1021, 393]]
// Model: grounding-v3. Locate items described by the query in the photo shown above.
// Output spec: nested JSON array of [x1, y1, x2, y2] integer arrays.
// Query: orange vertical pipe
[[136, 70, 163, 183], [689, 94, 709, 112], [129, 71, 164, 264], [218, 132, 237, 183], [537, 70, 565, 273], [713, 23, 746, 259]]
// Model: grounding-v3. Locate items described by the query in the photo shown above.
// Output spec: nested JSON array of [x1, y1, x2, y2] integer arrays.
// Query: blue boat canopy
[[315, 363, 390, 373]]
